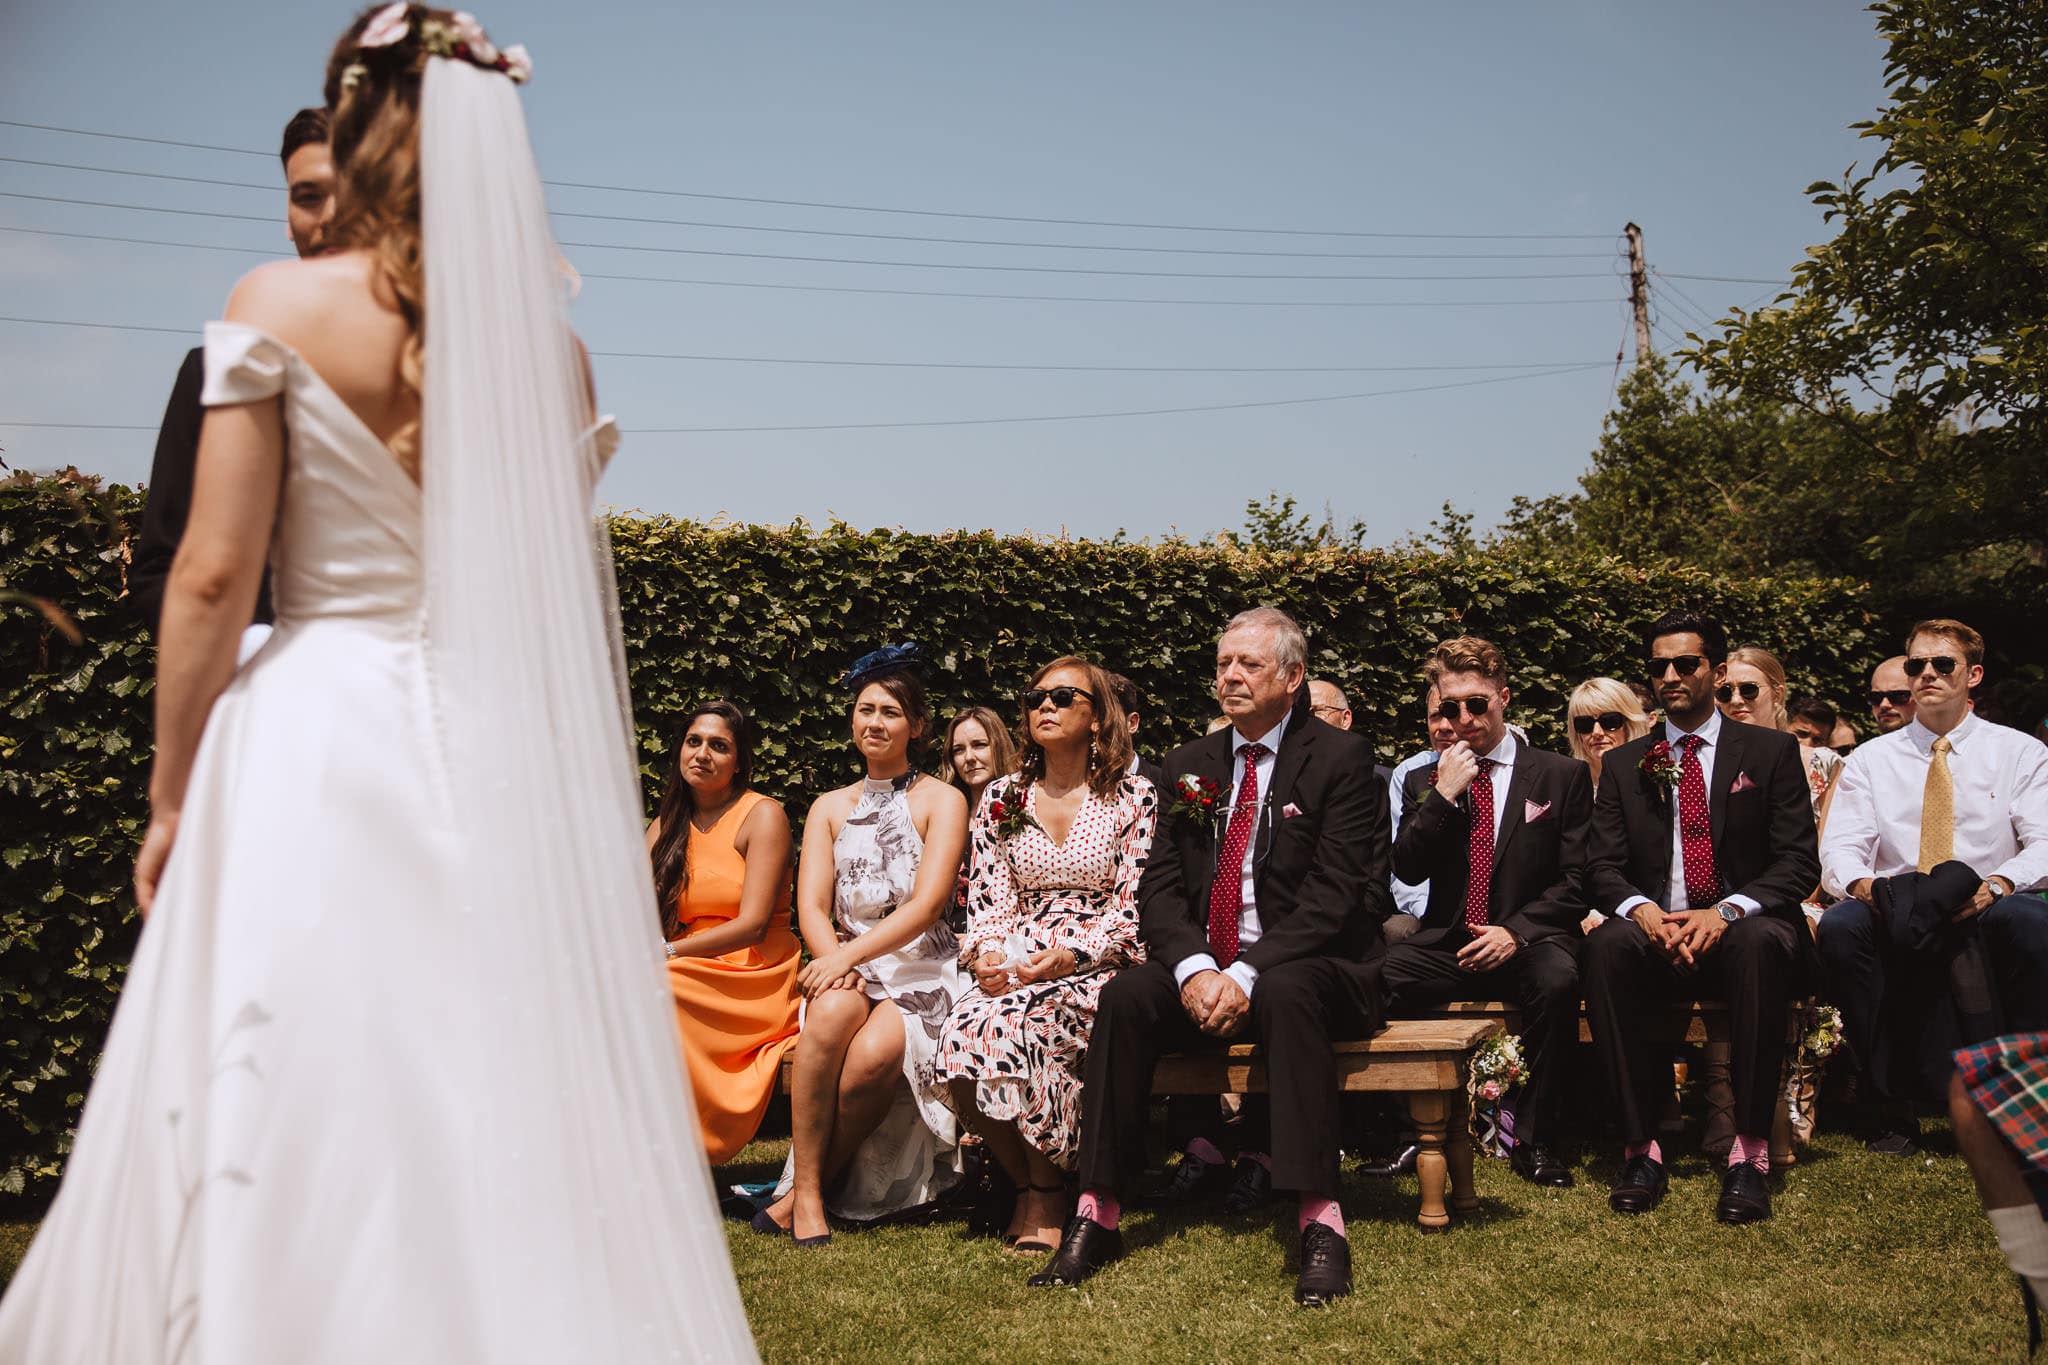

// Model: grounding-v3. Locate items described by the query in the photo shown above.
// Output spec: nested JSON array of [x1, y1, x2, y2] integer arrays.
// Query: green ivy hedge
[[3, 471, 1882, 1202]]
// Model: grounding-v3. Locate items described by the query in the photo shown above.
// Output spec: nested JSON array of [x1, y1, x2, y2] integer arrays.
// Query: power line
[[1649, 268, 1724, 330], [1, 360, 1611, 437], [0, 226, 1626, 308], [0, 157, 1615, 262], [1659, 272, 1790, 286], [0, 315, 1603, 375], [0, 117, 1612, 241]]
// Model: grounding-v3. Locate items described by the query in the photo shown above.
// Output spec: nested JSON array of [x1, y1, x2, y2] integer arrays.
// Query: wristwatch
[[1715, 902, 1741, 925]]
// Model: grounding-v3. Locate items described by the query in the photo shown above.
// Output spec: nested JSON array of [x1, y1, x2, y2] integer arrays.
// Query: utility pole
[[1624, 222, 1651, 366]]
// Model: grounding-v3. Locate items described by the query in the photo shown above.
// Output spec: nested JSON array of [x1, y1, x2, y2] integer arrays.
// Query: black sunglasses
[[1572, 711, 1628, 735], [1022, 685, 1096, 711], [1868, 689, 1911, 708], [1433, 696, 1492, 720], [1646, 655, 1706, 679], [1714, 681, 1762, 704], [1903, 655, 1959, 677]]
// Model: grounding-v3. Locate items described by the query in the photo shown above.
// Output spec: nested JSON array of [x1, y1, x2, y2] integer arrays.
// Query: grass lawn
[[0, 1125, 2020, 1361]]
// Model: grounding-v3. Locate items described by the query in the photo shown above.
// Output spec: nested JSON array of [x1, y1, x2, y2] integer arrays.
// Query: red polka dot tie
[[1206, 742, 1266, 966], [1464, 759, 1495, 929], [1677, 734, 1723, 909]]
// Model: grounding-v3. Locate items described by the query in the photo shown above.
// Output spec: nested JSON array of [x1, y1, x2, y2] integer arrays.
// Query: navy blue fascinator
[[841, 642, 923, 689]]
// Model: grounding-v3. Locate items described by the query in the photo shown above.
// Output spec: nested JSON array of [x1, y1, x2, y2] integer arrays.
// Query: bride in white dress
[[0, 7, 757, 1362]]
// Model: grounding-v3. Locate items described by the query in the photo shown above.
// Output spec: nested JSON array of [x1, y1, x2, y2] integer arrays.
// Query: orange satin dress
[[665, 790, 801, 1164]]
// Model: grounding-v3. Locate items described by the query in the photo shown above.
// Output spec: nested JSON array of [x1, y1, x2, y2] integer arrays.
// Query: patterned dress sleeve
[[1064, 777, 1158, 970], [962, 775, 1021, 963]]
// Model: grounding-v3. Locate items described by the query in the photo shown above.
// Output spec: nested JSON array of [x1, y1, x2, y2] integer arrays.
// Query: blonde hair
[[1566, 676, 1654, 762], [1726, 646, 1790, 729]]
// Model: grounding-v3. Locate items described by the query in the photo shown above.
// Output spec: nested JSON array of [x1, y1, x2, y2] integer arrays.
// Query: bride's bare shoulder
[[221, 252, 399, 353]]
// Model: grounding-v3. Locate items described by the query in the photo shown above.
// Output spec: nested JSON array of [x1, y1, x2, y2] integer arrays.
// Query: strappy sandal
[[1008, 1183, 1067, 1256]]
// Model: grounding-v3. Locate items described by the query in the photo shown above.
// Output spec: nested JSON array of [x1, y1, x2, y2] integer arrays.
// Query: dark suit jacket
[[1585, 719, 1819, 941], [1392, 741, 1592, 942], [130, 347, 274, 637], [1136, 687, 1391, 973]]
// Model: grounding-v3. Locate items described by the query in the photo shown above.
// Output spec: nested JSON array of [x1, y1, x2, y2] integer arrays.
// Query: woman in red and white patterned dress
[[937, 656, 1157, 1255]]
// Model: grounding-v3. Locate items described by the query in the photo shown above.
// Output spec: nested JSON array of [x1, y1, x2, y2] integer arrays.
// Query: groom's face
[[286, 141, 336, 259]]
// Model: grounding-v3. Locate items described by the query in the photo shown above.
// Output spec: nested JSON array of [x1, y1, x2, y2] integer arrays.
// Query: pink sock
[[1299, 1196, 1345, 1237], [1186, 1137, 1226, 1166], [1077, 1189, 1120, 1231], [1729, 1133, 1770, 1173], [1624, 1139, 1664, 1165], [1244, 1152, 1272, 1172]]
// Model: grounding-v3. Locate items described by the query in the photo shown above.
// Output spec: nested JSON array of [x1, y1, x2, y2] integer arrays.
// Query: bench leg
[[1447, 1089, 1479, 1215], [1407, 1091, 1450, 1232]]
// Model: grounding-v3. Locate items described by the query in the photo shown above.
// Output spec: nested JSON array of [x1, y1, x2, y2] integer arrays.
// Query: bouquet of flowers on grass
[[1783, 1003, 1845, 1147], [1466, 1032, 1527, 1157]]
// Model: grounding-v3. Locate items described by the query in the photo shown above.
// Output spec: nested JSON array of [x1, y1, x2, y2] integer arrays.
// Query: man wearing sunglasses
[[1581, 610, 1819, 1225], [1818, 619, 2048, 1155], [1868, 656, 1916, 735], [1379, 637, 1592, 1189], [1384, 681, 1460, 941], [1041, 607, 1388, 1307]]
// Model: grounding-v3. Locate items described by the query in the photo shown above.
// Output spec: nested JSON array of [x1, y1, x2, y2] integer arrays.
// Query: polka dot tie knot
[[1677, 734, 1723, 909], [1206, 743, 1266, 965], [1463, 759, 1495, 929]]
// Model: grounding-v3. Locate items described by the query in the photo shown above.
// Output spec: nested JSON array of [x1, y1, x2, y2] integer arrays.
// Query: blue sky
[[0, 2, 1886, 540]]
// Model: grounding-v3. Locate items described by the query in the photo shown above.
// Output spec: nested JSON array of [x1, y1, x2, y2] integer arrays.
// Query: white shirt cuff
[[1174, 953, 1220, 988], [1615, 896, 1653, 920], [1223, 961, 1259, 999], [1725, 894, 1764, 918]]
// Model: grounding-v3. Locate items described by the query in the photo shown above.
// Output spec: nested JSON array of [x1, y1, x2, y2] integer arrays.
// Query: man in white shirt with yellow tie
[[1819, 618, 2048, 1155]]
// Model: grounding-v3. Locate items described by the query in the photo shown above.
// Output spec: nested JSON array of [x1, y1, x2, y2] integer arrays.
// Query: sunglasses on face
[[1022, 685, 1096, 711], [1868, 689, 1911, 708], [1714, 682, 1762, 704], [1904, 655, 1959, 678], [1646, 655, 1706, 679], [1572, 711, 1628, 735], [1433, 696, 1492, 720]]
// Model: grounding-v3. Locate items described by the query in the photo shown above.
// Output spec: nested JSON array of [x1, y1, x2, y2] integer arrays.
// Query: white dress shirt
[[1615, 709, 1764, 920], [1388, 748, 1436, 919], [1174, 711, 1290, 999], [1821, 711, 2048, 898]]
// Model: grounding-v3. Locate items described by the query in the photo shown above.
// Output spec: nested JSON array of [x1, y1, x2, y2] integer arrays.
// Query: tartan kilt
[[1956, 1033, 2048, 1176]]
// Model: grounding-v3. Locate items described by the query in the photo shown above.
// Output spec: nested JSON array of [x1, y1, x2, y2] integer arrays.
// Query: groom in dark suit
[[1379, 636, 1591, 1188], [1582, 610, 1818, 1225], [1030, 607, 1389, 1307]]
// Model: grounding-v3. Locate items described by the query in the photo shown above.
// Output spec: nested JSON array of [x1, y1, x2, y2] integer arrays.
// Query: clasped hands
[[972, 946, 1077, 996], [1181, 969, 1250, 1038], [1632, 905, 1727, 967], [1848, 876, 2005, 920]]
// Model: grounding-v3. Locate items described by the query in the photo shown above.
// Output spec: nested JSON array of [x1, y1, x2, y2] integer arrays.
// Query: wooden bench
[[1149, 1017, 1500, 1232]]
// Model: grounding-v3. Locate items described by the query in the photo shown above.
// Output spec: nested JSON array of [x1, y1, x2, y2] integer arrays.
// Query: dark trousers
[[1077, 956, 1380, 1199], [1817, 894, 2048, 1102], [1380, 928, 1579, 1145], [1581, 913, 1798, 1146]]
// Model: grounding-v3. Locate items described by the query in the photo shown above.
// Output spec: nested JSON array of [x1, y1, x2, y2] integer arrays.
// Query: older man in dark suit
[[1582, 610, 1819, 1225], [1031, 607, 1389, 1307], [1380, 636, 1591, 1189]]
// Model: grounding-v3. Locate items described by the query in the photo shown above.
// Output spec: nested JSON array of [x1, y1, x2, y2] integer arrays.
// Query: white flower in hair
[[501, 43, 532, 83], [359, 1, 413, 48], [452, 11, 499, 63]]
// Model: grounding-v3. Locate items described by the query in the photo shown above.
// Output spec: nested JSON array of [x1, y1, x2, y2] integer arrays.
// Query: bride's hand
[[135, 810, 182, 918]]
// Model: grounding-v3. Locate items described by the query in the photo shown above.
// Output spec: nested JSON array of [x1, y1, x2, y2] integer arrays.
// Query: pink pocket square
[[1730, 772, 1758, 793], [1282, 802, 1304, 819], [1524, 799, 1552, 823]]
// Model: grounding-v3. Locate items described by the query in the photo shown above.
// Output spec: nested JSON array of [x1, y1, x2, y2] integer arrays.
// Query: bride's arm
[[134, 359, 283, 913]]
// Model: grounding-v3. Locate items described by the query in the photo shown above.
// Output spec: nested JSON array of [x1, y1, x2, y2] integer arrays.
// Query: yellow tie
[[1917, 736, 1954, 873]]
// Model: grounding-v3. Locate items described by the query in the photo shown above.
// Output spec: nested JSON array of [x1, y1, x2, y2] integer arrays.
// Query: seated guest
[[1869, 655, 1916, 734], [756, 649, 970, 1243], [1787, 698, 1840, 752], [938, 658, 1157, 1254], [1721, 646, 1841, 818], [1582, 610, 1818, 1225], [1308, 679, 1353, 731], [649, 701, 800, 1165], [1386, 681, 1461, 942], [1107, 672, 1168, 791], [1830, 717, 1861, 756], [1818, 619, 2048, 1156], [1567, 677, 1655, 798], [1032, 607, 1387, 1307], [1382, 638, 1592, 1188], [943, 705, 1017, 929], [1951, 1034, 2048, 1343]]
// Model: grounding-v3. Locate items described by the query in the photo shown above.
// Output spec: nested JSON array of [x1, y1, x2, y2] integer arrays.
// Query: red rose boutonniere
[[1170, 773, 1225, 828], [1639, 739, 1680, 789], [987, 792, 1042, 843]]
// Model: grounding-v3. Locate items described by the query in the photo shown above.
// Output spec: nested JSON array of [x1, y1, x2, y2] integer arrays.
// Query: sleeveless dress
[[665, 790, 801, 1163], [0, 324, 754, 1363], [935, 774, 1157, 1167]]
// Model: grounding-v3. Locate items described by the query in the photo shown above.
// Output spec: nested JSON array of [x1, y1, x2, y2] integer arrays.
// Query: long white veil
[[418, 58, 757, 1361]]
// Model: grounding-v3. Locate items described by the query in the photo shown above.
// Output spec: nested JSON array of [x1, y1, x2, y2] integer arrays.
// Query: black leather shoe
[[1222, 1157, 1275, 1214], [1716, 1162, 1772, 1225], [1511, 1142, 1574, 1188], [1294, 1223, 1352, 1308], [1607, 1154, 1667, 1215], [1027, 1216, 1124, 1288], [1358, 1142, 1419, 1179], [1150, 1152, 1229, 1206]]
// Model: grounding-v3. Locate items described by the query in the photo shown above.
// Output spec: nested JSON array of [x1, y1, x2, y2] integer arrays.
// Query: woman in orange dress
[[647, 700, 799, 1164]]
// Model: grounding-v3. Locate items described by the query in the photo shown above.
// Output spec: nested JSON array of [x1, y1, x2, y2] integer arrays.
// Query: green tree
[[1222, 492, 1368, 554]]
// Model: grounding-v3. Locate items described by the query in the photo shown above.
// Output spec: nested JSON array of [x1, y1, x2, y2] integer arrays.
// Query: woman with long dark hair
[[648, 701, 798, 1165]]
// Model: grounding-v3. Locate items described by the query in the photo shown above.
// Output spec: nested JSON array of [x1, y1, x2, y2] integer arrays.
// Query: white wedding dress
[[0, 324, 758, 1362]]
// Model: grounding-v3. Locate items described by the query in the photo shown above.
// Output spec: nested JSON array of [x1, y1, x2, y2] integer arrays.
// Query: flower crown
[[340, 3, 532, 93]]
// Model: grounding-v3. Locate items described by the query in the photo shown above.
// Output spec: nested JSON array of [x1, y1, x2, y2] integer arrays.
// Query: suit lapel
[[1253, 720, 1312, 873], [1709, 723, 1741, 844], [1491, 752, 1536, 860]]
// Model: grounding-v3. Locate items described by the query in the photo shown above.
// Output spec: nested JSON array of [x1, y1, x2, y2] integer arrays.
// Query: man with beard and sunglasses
[[1378, 637, 1592, 1189], [1816, 619, 2048, 1156], [1868, 656, 1917, 735], [1581, 610, 1819, 1225]]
